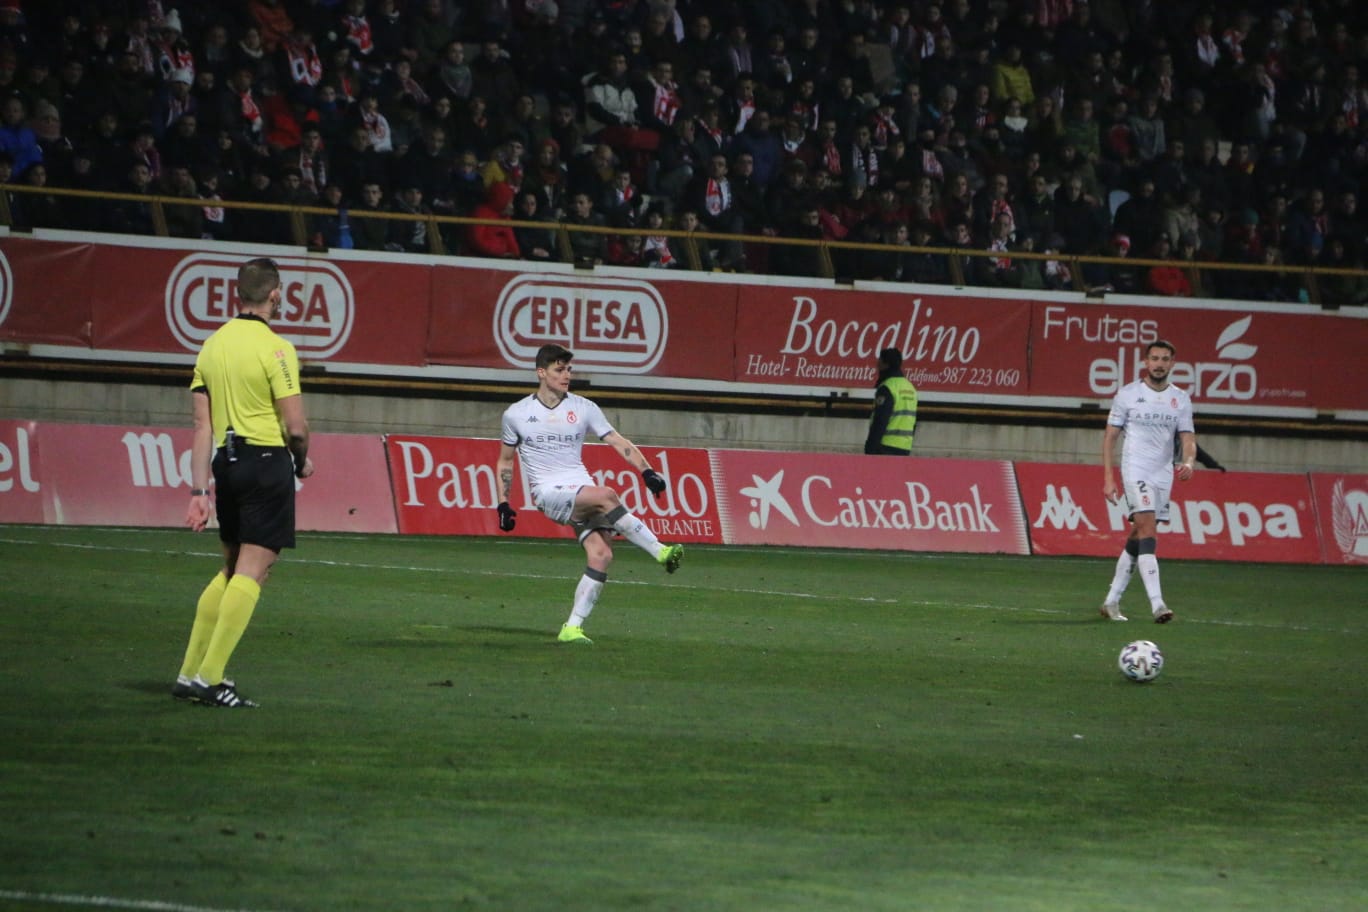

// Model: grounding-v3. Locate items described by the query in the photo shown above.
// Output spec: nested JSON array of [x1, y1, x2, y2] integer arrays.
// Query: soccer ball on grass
[[1118, 640, 1164, 682]]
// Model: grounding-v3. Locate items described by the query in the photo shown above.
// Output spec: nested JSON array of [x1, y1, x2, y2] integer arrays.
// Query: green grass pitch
[[1, 525, 1366, 912]]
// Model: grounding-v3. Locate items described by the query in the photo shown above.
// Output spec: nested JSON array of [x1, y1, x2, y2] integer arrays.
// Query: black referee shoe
[[189, 677, 258, 708], [173, 675, 236, 702]]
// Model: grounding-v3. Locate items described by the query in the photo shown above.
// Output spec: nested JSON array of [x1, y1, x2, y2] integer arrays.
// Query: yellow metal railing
[[1, 182, 1364, 308]]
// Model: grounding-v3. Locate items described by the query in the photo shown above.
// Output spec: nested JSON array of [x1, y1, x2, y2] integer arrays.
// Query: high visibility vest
[[878, 375, 918, 452]]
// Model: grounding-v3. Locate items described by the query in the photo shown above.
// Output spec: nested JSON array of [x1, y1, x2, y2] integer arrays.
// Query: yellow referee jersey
[[190, 314, 301, 448]]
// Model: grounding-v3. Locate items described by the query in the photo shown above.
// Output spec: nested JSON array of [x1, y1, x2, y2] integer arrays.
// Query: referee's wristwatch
[[191, 488, 211, 496]]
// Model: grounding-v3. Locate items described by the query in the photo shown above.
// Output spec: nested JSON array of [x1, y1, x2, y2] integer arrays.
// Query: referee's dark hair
[[237, 257, 281, 305]]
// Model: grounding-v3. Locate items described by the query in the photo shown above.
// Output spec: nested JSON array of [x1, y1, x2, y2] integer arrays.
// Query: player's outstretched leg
[[656, 543, 683, 573]]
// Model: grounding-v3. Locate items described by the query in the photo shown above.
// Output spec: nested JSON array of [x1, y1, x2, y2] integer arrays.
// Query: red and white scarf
[[651, 80, 680, 126], [704, 178, 731, 216], [343, 15, 374, 56], [287, 41, 323, 87], [238, 89, 262, 136]]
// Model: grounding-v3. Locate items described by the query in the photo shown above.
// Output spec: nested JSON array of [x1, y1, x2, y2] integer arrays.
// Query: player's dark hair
[[536, 344, 574, 369], [1147, 339, 1176, 357], [238, 257, 281, 305]]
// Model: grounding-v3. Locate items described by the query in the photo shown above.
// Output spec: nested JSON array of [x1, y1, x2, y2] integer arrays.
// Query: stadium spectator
[[1145, 235, 1193, 297], [104, 159, 156, 235], [350, 181, 391, 251], [330, 122, 387, 202], [561, 190, 607, 265], [161, 164, 205, 239], [1083, 233, 1141, 295], [432, 40, 471, 103], [409, 0, 456, 75], [481, 135, 525, 191], [687, 152, 745, 270], [11, 162, 65, 230], [465, 181, 520, 260], [0, 94, 40, 174], [386, 180, 432, 253], [512, 188, 557, 262], [1113, 176, 1163, 257]]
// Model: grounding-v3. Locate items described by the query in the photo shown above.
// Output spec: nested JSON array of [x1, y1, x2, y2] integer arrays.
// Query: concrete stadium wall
[[3, 377, 1361, 475]]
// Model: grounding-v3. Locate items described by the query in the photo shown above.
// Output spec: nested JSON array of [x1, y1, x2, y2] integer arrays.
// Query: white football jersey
[[1107, 379, 1195, 480], [501, 392, 615, 491]]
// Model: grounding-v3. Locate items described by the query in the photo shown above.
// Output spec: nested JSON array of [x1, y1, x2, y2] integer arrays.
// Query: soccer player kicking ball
[[494, 344, 684, 644], [1100, 340, 1197, 624]]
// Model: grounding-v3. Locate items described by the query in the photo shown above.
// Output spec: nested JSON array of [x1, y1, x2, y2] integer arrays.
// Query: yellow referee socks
[[195, 574, 261, 686], [178, 571, 228, 679]]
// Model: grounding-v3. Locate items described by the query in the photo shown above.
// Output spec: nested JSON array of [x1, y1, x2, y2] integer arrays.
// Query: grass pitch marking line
[[2, 535, 1359, 635], [0, 889, 280, 912]]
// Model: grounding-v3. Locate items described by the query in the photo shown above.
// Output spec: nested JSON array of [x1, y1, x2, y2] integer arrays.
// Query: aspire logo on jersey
[[492, 274, 667, 372], [165, 254, 355, 358]]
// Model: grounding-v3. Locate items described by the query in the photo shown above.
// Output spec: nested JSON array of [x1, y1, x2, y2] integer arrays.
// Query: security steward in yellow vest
[[175, 256, 314, 709], [864, 347, 918, 455]]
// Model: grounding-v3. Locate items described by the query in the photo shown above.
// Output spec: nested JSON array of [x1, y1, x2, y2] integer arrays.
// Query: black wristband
[[191, 488, 210, 496]]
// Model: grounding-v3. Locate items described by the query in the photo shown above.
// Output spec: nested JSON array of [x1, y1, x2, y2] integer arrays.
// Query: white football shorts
[[1122, 472, 1173, 523], [534, 483, 617, 541]]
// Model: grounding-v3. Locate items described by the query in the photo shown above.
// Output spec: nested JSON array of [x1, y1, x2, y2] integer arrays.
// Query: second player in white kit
[[1100, 340, 1197, 623]]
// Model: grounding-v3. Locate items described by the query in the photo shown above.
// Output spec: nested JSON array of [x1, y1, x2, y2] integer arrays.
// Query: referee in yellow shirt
[[173, 257, 315, 708]]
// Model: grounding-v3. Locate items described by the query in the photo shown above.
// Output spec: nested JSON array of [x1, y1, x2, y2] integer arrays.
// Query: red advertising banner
[[385, 434, 723, 542], [1027, 300, 1368, 411], [4, 415, 1358, 566], [3, 236, 1367, 415], [710, 449, 1030, 553], [732, 286, 1032, 395], [0, 422, 396, 533], [1016, 461, 1323, 563], [0, 238, 433, 365], [0, 237, 96, 346], [424, 264, 738, 381], [0, 419, 45, 523], [1308, 473, 1368, 565]]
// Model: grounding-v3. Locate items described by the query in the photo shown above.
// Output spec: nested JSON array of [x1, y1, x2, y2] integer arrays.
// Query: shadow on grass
[[127, 679, 175, 695], [1001, 617, 1108, 626], [356, 625, 551, 649]]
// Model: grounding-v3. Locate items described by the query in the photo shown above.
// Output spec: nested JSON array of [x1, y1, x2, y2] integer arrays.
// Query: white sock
[[1137, 554, 1164, 607], [568, 569, 606, 627], [1105, 549, 1135, 604], [606, 505, 662, 558]]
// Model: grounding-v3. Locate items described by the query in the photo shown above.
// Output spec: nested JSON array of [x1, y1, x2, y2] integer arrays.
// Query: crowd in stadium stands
[[0, 0, 1366, 302]]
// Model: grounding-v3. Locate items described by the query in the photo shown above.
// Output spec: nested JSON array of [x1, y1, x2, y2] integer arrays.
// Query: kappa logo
[[1331, 479, 1368, 563], [738, 471, 800, 529], [1032, 484, 1098, 531]]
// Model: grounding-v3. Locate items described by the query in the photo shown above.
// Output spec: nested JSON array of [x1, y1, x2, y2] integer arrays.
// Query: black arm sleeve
[[864, 387, 893, 455]]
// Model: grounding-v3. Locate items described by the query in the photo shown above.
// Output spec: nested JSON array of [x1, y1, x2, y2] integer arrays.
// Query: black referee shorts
[[212, 444, 297, 551]]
